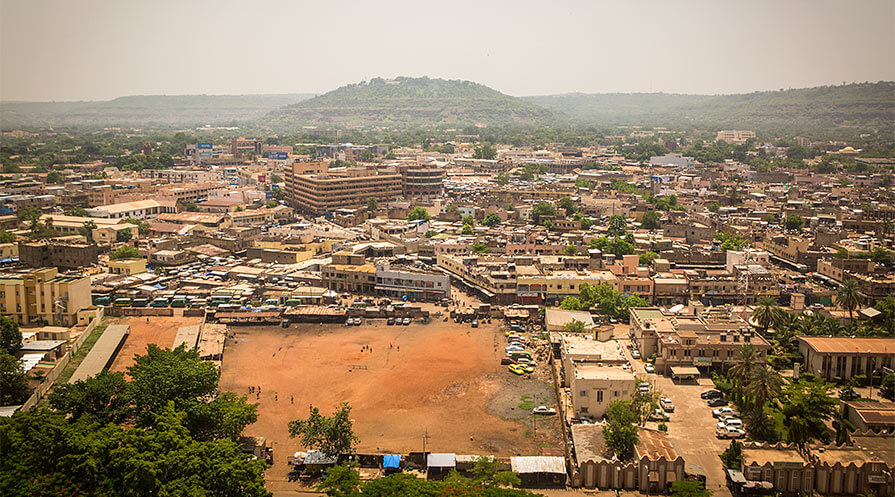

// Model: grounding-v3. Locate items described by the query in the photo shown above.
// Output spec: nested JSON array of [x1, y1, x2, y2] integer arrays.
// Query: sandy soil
[[109, 315, 204, 374], [218, 318, 563, 490]]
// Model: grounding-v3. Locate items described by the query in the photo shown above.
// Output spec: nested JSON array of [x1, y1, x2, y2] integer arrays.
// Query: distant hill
[[524, 82, 895, 138], [264, 76, 560, 130], [0, 94, 315, 129]]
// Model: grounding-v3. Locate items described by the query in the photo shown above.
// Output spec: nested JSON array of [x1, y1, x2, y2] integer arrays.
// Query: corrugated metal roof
[[427, 453, 456, 467], [510, 456, 566, 474]]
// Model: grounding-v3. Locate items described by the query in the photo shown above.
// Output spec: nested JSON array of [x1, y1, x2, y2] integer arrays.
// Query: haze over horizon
[[2, 0, 893, 102]]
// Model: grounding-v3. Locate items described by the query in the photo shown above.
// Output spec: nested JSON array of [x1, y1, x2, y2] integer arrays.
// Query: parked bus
[[132, 298, 150, 308], [190, 299, 207, 309], [113, 298, 132, 307], [150, 297, 170, 308], [93, 296, 111, 306], [170, 298, 188, 308]]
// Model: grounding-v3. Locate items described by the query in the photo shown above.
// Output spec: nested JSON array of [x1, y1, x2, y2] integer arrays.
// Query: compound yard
[[218, 319, 563, 489], [109, 315, 205, 374]]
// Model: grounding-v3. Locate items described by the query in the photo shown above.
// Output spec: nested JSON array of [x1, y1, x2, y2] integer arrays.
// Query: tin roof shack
[[68, 324, 130, 383], [545, 309, 595, 333], [741, 443, 813, 494], [239, 436, 273, 465], [426, 453, 456, 480], [842, 401, 895, 433], [511, 456, 567, 488], [571, 424, 685, 492]]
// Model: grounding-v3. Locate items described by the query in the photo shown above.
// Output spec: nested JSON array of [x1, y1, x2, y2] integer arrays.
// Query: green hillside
[[264, 76, 560, 130], [0, 94, 315, 129], [524, 82, 895, 138]]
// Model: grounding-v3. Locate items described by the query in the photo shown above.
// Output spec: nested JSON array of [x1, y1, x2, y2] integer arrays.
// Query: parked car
[[515, 357, 536, 366], [645, 364, 655, 373], [520, 364, 534, 374], [402, 317, 411, 325], [531, 406, 557, 416], [471, 320, 479, 328], [660, 398, 675, 412], [500, 357, 516, 365], [707, 398, 729, 407], [712, 407, 737, 418], [505, 344, 525, 353], [631, 350, 641, 359], [649, 408, 670, 422], [715, 426, 745, 439], [724, 418, 743, 429], [701, 389, 723, 400], [387, 317, 396, 325], [507, 364, 525, 375]]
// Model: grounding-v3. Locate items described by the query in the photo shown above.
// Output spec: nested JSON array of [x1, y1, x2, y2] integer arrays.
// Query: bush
[[657, 423, 668, 432]]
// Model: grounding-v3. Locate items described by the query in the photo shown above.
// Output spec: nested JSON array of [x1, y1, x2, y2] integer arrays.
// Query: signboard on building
[[198, 143, 213, 149], [773, 462, 803, 470], [269, 152, 288, 160], [694, 357, 713, 365], [199, 151, 212, 157], [258, 175, 266, 183]]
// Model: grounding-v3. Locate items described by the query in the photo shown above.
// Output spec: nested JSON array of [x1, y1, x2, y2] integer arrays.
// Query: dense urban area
[[0, 77, 894, 497]]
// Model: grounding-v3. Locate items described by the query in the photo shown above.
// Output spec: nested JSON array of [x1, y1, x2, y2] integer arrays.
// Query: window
[[597, 391, 603, 402], [580, 390, 588, 397]]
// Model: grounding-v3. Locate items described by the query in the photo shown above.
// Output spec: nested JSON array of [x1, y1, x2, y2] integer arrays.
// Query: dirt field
[[218, 318, 563, 490], [109, 315, 204, 374]]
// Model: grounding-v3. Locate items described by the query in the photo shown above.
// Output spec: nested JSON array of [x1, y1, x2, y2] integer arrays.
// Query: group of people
[[248, 385, 294, 403]]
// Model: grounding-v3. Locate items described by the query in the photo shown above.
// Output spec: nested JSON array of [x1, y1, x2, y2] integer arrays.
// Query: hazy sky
[[2, 0, 893, 101]]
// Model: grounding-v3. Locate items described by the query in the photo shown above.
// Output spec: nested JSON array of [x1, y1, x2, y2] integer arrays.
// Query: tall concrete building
[[287, 167, 402, 215], [0, 267, 91, 326]]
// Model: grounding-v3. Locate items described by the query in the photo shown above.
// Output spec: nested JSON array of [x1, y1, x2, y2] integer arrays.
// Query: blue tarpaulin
[[383, 455, 401, 469]]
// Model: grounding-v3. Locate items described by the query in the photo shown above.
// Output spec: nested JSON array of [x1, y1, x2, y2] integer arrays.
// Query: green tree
[[641, 211, 661, 230], [109, 245, 141, 260], [531, 202, 555, 224], [781, 378, 837, 445], [563, 245, 578, 256], [63, 207, 88, 216], [784, 214, 804, 230], [471, 456, 521, 488], [880, 373, 895, 400], [495, 172, 510, 186], [603, 401, 638, 461], [0, 231, 14, 243], [78, 220, 97, 243], [607, 215, 627, 236], [0, 316, 23, 355], [461, 215, 475, 226], [288, 402, 359, 457], [729, 345, 761, 392], [706, 201, 720, 213], [482, 213, 501, 227], [630, 379, 661, 426], [752, 296, 782, 335], [48, 371, 132, 425], [473, 143, 497, 160], [639, 251, 659, 266], [45, 171, 64, 184], [837, 279, 861, 320], [317, 462, 361, 497], [406, 206, 431, 222], [124, 218, 150, 236], [17, 206, 42, 230], [266, 200, 279, 208], [744, 366, 783, 410], [719, 440, 743, 469], [558, 196, 577, 216], [714, 232, 748, 251], [462, 224, 474, 235], [560, 297, 586, 311], [185, 202, 198, 212], [116, 229, 132, 243], [0, 352, 30, 405], [562, 319, 586, 333], [366, 197, 378, 212], [269, 174, 283, 183], [471, 242, 491, 254], [671, 480, 711, 497]]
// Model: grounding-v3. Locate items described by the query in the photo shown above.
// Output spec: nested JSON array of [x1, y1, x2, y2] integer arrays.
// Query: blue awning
[[383, 454, 401, 468]]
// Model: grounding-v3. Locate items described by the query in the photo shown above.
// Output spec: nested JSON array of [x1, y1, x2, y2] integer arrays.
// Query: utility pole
[[422, 429, 430, 454]]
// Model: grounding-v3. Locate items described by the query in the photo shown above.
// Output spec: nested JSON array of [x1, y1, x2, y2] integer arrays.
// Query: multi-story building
[[18, 241, 100, 270], [287, 168, 403, 215], [715, 130, 756, 144], [401, 165, 444, 198], [141, 169, 220, 184], [321, 252, 377, 294], [0, 267, 91, 326], [798, 336, 895, 381], [86, 199, 166, 219], [629, 306, 771, 377], [230, 137, 263, 155], [374, 263, 450, 301], [556, 334, 633, 419]]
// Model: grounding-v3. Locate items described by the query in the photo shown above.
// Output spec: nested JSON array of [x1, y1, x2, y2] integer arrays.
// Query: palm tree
[[745, 366, 783, 408], [837, 279, 861, 320], [752, 296, 782, 336], [729, 344, 760, 391]]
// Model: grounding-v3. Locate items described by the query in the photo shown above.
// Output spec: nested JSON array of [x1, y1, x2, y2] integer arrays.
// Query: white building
[[86, 199, 168, 219], [375, 263, 451, 301]]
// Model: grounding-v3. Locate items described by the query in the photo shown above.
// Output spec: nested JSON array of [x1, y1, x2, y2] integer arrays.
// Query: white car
[[712, 407, 737, 418], [531, 406, 557, 415], [632, 350, 641, 359], [645, 364, 655, 373], [505, 345, 525, 353], [660, 398, 675, 412], [649, 408, 670, 422], [725, 418, 744, 429], [716, 426, 746, 439]]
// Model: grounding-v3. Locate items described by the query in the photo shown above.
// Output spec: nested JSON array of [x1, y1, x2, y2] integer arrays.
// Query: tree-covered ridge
[[524, 81, 895, 139], [0, 94, 315, 129], [266, 76, 561, 129]]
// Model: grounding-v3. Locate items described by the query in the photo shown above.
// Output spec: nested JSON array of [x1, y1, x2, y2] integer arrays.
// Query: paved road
[[616, 334, 733, 497]]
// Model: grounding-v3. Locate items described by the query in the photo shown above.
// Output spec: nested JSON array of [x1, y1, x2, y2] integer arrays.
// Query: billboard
[[198, 142, 213, 149], [258, 175, 266, 183], [269, 152, 288, 160], [198, 151, 212, 157]]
